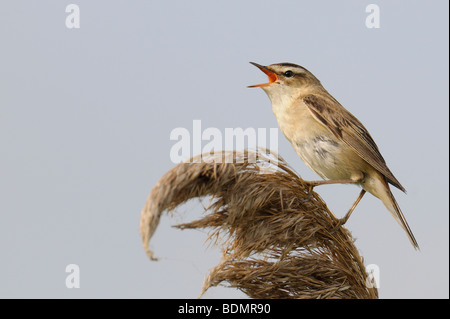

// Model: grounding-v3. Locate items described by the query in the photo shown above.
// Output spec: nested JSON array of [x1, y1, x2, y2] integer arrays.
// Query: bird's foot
[[330, 217, 348, 234], [300, 183, 316, 202]]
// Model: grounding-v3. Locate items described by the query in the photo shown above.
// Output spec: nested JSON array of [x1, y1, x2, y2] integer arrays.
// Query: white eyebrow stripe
[[274, 63, 307, 74]]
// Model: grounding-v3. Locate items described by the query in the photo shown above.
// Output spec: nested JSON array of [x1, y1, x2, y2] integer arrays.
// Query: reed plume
[[140, 149, 378, 299]]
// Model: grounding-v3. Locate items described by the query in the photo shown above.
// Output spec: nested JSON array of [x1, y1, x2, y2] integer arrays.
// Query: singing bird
[[249, 62, 418, 249]]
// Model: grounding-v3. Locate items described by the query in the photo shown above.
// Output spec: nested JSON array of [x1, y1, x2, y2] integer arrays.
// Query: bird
[[249, 62, 419, 249]]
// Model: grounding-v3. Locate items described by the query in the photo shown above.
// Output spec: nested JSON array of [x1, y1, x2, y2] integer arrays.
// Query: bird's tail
[[381, 184, 419, 250]]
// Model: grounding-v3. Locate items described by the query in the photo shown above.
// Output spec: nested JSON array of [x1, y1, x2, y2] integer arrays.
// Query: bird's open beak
[[248, 62, 278, 88]]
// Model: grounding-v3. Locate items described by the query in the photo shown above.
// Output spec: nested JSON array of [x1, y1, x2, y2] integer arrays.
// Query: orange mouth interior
[[249, 67, 278, 88]]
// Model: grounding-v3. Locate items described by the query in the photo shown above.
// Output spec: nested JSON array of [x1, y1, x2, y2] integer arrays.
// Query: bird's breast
[[271, 97, 365, 180]]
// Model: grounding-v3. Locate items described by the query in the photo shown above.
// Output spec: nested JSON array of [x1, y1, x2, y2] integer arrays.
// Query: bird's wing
[[303, 94, 405, 192]]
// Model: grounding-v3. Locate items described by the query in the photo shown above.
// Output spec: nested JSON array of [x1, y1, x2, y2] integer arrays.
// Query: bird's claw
[[330, 218, 346, 234]]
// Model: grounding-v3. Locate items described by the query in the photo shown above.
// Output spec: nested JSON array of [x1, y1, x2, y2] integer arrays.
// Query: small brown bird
[[249, 62, 419, 249]]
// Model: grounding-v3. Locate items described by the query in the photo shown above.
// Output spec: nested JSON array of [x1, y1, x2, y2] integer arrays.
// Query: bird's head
[[249, 62, 321, 102]]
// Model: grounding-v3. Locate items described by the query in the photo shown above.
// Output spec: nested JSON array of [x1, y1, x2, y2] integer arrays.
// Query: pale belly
[[271, 98, 368, 183], [292, 135, 366, 182]]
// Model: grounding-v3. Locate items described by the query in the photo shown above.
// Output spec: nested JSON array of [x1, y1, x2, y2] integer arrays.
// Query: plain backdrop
[[0, 1, 448, 298]]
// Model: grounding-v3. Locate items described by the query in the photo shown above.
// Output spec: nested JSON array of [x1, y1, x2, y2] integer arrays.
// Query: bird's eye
[[284, 70, 294, 77]]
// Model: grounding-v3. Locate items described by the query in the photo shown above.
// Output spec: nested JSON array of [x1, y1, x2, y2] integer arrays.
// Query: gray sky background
[[0, 1, 448, 298]]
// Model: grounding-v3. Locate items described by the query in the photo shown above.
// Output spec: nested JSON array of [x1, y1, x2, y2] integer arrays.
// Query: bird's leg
[[309, 178, 360, 187], [304, 178, 360, 199], [331, 189, 366, 233]]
